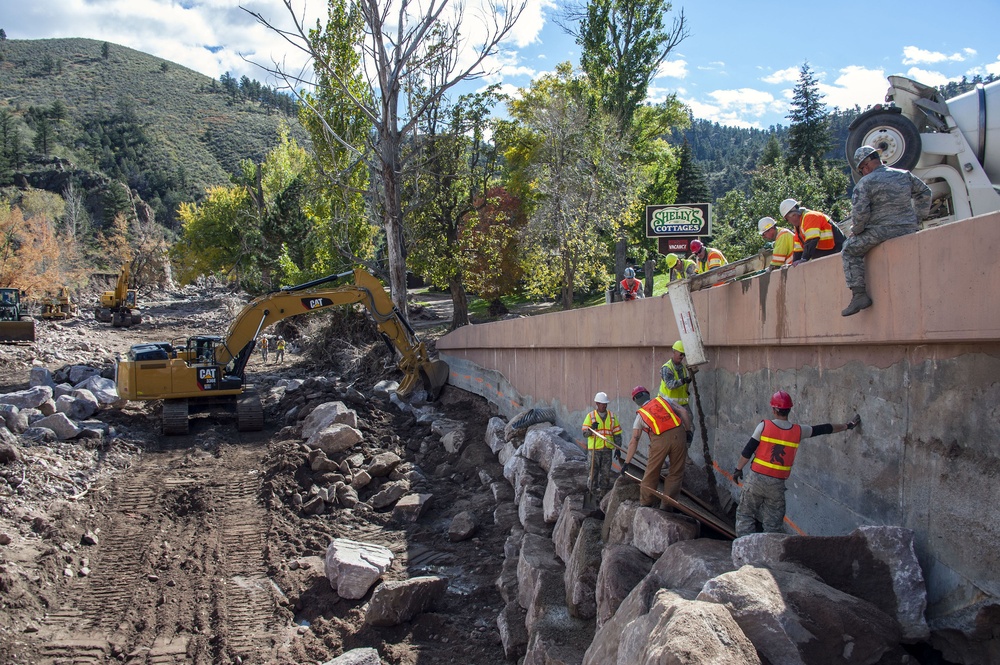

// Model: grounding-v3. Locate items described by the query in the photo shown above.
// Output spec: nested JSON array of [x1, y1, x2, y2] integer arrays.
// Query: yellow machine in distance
[[96, 263, 142, 327], [116, 268, 450, 435], [41, 287, 80, 320]]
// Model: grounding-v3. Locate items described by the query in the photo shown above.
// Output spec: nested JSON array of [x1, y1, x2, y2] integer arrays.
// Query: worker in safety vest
[[581, 391, 623, 501], [780, 198, 845, 265], [731, 390, 860, 537], [758, 217, 797, 269], [623, 386, 693, 508], [665, 253, 697, 283], [689, 239, 727, 274], [275, 336, 286, 364], [259, 336, 269, 362], [619, 267, 644, 301], [659, 340, 696, 418]]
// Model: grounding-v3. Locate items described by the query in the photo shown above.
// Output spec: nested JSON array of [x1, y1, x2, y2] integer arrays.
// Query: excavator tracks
[[29, 442, 286, 664], [161, 399, 190, 435], [236, 390, 264, 432]]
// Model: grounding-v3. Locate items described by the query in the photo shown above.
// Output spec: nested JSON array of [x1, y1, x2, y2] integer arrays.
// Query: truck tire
[[846, 111, 922, 182]]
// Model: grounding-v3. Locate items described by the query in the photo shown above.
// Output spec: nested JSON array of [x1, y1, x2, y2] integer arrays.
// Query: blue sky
[[2, 0, 998, 129]]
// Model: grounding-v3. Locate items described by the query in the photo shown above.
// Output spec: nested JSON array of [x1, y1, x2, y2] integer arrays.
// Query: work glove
[[732, 468, 743, 484], [847, 414, 861, 430], [685, 430, 694, 444]]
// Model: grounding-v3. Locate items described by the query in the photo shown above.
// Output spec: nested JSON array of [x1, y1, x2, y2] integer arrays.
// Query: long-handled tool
[[582, 426, 613, 511]]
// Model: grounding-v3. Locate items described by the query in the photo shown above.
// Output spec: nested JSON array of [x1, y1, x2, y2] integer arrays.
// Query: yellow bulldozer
[[41, 287, 80, 321], [96, 263, 142, 327], [116, 268, 450, 435], [0, 288, 35, 343]]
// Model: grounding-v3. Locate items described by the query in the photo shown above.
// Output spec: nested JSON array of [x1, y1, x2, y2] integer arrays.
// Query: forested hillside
[[0, 37, 303, 230]]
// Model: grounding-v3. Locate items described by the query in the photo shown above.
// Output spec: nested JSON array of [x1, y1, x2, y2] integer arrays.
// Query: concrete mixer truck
[[846, 76, 1000, 225]]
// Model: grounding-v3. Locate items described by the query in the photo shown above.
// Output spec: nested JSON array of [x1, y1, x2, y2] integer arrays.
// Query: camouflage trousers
[[842, 225, 917, 289], [588, 448, 614, 499], [735, 472, 787, 537]]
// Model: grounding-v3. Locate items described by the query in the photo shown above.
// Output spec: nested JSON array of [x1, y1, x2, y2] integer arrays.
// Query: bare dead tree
[[243, 0, 527, 320]]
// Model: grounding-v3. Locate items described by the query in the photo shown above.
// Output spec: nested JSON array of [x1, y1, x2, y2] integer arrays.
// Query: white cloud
[[987, 57, 1000, 76], [815, 66, 888, 111], [762, 67, 799, 85], [655, 59, 688, 79], [905, 67, 957, 88], [504, 0, 558, 48], [901, 45, 969, 65]]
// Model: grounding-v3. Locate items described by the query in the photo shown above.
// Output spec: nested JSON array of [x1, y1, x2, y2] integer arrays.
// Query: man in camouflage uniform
[[732, 391, 859, 537], [841, 145, 932, 316]]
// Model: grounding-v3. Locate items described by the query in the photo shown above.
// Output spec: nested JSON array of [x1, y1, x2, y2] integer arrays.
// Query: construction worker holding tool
[[659, 340, 695, 420], [689, 239, 727, 274], [732, 390, 860, 537], [619, 267, 644, 301], [624, 386, 693, 509], [780, 198, 845, 265], [581, 392, 623, 504], [758, 217, 798, 270]]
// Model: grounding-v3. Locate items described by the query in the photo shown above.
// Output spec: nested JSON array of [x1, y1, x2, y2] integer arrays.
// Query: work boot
[[841, 287, 872, 316]]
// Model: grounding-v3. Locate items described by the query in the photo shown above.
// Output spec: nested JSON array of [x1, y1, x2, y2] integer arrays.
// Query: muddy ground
[[0, 284, 513, 664]]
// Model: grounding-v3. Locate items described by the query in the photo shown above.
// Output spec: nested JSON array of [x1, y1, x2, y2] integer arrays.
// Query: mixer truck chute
[[846, 76, 1000, 225]]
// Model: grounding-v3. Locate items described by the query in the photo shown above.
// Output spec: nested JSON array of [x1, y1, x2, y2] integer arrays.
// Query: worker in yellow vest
[[758, 217, 797, 269], [623, 386, 693, 508], [275, 336, 286, 364], [581, 391, 622, 501], [665, 253, 697, 283], [731, 390, 859, 537], [659, 340, 696, 420]]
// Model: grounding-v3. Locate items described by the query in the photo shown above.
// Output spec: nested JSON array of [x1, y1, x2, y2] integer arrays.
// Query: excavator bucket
[[420, 359, 451, 400], [0, 320, 36, 343]]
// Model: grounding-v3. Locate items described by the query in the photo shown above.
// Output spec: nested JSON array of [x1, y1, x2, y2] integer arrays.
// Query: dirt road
[[0, 285, 508, 664]]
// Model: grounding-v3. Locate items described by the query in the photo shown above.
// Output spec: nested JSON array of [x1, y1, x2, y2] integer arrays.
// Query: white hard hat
[[594, 392, 609, 404], [758, 216, 777, 235], [779, 199, 799, 218]]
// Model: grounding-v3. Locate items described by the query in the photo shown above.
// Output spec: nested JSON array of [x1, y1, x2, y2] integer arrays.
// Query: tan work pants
[[640, 426, 687, 508]]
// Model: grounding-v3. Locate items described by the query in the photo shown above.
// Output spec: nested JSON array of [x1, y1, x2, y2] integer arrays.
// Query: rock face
[[365, 576, 448, 626], [731, 526, 930, 641], [698, 565, 902, 665], [630, 507, 700, 558], [618, 590, 760, 665], [595, 544, 653, 627], [324, 538, 394, 599]]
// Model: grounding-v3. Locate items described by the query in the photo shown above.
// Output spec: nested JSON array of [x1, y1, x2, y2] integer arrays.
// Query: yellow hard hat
[[672, 340, 684, 353], [665, 253, 679, 269]]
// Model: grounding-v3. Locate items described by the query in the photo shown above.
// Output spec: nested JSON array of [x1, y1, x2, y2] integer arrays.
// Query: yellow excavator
[[96, 263, 142, 327], [116, 268, 450, 435], [41, 287, 80, 320]]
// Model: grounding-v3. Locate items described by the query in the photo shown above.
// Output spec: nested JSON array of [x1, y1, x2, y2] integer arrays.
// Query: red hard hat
[[631, 385, 650, 400], [770, 390, 793, 409], [689, 239, 704, 253]]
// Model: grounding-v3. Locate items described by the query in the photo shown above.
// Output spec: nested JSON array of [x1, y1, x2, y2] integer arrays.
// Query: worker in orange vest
[[758, 216, 798, 269], [689, 239, 727, 274], [731, 390, 860, 537], [619, 267, 644, 301], [780, 198, 845, 264], [623, 386, 693, 508]]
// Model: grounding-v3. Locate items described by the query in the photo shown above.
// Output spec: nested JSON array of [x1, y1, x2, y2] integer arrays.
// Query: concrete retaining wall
[[437, 211, 1000, 623]]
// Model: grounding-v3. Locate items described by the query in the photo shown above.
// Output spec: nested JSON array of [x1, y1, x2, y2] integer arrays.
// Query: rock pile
[[483, 411, 932, 665]]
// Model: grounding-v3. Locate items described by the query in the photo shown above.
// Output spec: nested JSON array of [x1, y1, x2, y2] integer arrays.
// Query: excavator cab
[[0, 288, 36, 343]]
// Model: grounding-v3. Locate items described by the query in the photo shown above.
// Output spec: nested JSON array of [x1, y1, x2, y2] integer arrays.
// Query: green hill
[[0, 37, 306, 230]]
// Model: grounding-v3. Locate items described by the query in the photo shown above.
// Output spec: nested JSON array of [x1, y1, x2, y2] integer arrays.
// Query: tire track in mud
[[30, 437, 285, 664]]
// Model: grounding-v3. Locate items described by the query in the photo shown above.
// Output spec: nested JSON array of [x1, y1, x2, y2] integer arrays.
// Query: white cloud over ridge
[[762, 67, 799, 85], [655, 59, 688, 79], [901, 45, 969, 65]]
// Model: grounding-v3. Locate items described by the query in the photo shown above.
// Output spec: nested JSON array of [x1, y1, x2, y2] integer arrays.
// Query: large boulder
[[496, 600, 529, 660], [520, 425, 584, 473], [630, 506, 699, 558], [698, 565, 902, 665], [55, 389, 100, 420], [0, 406, 28, 434], [601, 478, 641, 541], [0, 386, 53, 410], [365, 576, 448, 626], [29, 366, 55, 388], [542, 459, 587, 523], [485, 416, 507, 454], [32, 413, 82, 440], [595, 544, 653, 628], [307, 423, 363, 456], [321, 648, 382, 665], [732, 526, 929, 641], [553, 496, 588, 564], [302, 401, 358, 438], [618, 589, 760, 665], [324, 538, 394, 599], [564, 517, 603, 619], [583, 538, 736, 665], [78, 375, 122, 406]]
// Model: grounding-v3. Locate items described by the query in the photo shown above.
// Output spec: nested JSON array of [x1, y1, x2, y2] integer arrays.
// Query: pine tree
[[675, 139, 711, 203], [786, 63, 830, 173], [760, 134, 782, 167]]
